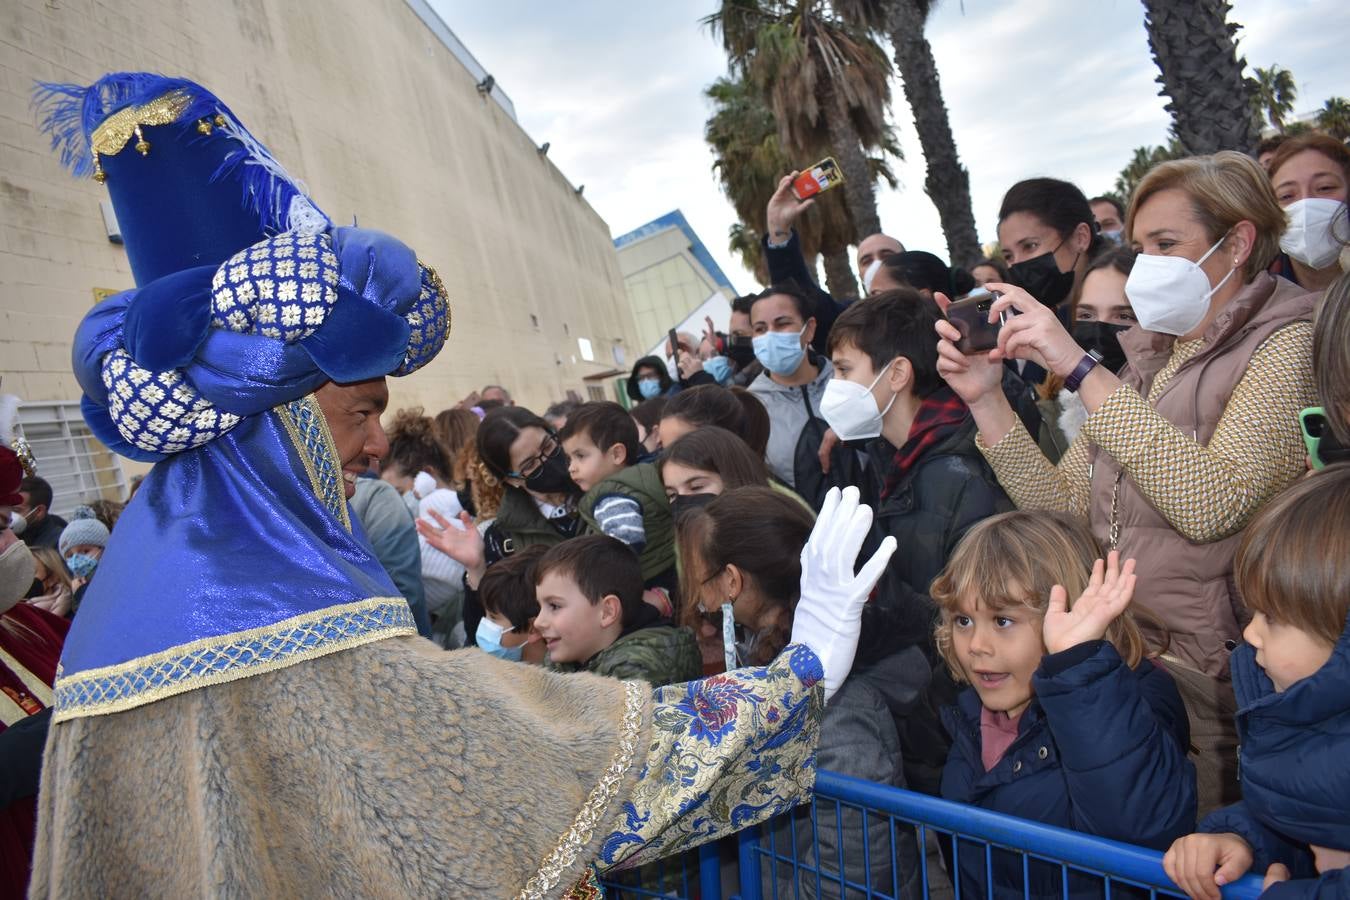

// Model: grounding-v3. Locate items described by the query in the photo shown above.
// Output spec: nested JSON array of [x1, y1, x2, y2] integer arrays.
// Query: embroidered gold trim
[[276, 395, 352, 533], [516, 680, 647, 900], [91, 89, 193, 157], [52, 597, 414, 722]]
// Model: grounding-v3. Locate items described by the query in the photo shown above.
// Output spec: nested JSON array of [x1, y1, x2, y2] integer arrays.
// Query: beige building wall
[[0, 0, 641, 441], [617, 225, 737, 357]]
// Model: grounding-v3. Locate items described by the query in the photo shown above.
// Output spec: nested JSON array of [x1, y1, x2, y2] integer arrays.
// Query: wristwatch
[[1064, 349, 1104, 393]]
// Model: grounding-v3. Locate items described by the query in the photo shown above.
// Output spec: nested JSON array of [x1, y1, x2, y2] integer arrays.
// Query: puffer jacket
[[1198, 612, 1350, 897], [941, 641, 1196, 899]]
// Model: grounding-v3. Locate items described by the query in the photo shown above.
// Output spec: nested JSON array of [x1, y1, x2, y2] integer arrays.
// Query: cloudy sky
[[435, 0, 1350, 294]]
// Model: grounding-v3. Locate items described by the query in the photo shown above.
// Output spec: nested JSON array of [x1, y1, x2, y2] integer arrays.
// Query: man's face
[[15, 491, 42, 525], [481, 386, 512, 406], [856, 234, 903, 279], [315, 378, 391, 498], [1090, 200, 1123, 235], [728, 311, 753, 340]]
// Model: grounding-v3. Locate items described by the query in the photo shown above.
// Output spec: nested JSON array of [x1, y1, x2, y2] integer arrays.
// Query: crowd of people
[[3, 74, 1350, 897]]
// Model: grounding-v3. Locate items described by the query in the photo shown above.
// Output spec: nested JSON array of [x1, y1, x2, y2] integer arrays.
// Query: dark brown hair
[[476, 406, 553, 479], [828, 289, 944, 397], [931, 510, 1155, 682], [558, 401, 641, 466], [999, 177, 1104, 260], [535, 535, 645, 626], [433, 408, 481, 482], [730, 388, 770, 458], [1235, 463, 1350, 646], [479, 545, 548, 632], [385, 408, 454, 483], [1314, 272, 1350, 444], [629, 397, 668, 433], [676, 486, 815, 665], [659, 427, 769, 492], [1267, 131, 1350, 198], [663, 385, 744, 436]]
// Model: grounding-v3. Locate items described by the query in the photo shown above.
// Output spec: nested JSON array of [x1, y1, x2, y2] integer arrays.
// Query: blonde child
[[933, 510, 1196, 897]]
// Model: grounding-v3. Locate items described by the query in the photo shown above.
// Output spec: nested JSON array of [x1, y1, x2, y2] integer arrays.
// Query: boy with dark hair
[[558, 402, 675, 588], [475, 545, 547, 664], [15, 476, 67, 550], [823, 288, 1011, 795], [533, 536, 700, 687]]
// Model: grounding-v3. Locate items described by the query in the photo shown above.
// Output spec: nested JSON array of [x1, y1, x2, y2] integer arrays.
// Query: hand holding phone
[[791, 157, 845, 201], [945, 289, 1006, 355]]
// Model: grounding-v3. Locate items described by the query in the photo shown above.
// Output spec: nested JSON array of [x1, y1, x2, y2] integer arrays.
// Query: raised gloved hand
[[789, 486, 896, 702]]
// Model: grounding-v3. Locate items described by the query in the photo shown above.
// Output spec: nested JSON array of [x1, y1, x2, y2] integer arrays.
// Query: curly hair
[[385, 407, 454, 483]]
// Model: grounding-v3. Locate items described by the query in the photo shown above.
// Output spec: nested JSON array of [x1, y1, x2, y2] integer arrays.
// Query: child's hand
[[1042, 551, 1136, 656], [1163, 833, 1254, 900], [1263, 863, 1290, 890], [416, 510, 485, 581]]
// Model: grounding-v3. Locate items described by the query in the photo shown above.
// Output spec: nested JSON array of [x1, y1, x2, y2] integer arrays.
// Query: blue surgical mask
[[752, 325, 808, 376], [476, 617, 523, 662], [638, 377, 662, 400], [703, 355, 733, 385], [66, 552, 100, 580]]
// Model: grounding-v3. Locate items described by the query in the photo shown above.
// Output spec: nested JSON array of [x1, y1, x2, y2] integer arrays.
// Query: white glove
[[790, 486, 897, 702]]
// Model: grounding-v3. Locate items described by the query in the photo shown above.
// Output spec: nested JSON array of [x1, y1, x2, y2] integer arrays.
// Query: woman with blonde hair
[[935, 151, 1318, 814]]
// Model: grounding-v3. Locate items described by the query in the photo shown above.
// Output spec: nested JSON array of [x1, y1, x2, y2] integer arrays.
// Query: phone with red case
[[791, 158, 844, 201]]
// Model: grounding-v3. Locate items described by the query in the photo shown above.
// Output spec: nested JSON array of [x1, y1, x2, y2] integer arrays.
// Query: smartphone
[[1300, 407, 1350, 469], [946, 289, 1006, 354], [791, 158, 845, 201], [668, 327, 681, 370]]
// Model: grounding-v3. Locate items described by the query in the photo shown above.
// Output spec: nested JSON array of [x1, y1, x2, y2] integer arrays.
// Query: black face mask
[[671, 492, 718, 521], [1071, 321, 1131, 374], [726, 335, 756, 369], [523, 448, 577, 495], [1010, 246, 1077, 308]]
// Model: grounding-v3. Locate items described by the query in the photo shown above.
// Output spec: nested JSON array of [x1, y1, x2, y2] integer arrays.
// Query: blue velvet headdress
[[36, 74, 452, 720]]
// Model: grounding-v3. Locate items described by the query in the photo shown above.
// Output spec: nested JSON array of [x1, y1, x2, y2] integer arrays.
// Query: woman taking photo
[[934, 151, 1317, 815]]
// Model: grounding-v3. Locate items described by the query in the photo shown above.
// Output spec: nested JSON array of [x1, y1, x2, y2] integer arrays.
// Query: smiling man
[[29, 72, 892, 899]]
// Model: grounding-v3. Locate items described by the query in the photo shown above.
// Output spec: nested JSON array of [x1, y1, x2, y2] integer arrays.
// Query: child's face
[[1243, 611, 1335, 692], [562, 433, 624, 493], [65, 544, 103, 560], [950, 595, 1044, 719], [533, 570, 620, 664], [485, 609, 532, 650], [662, 461, 724, 499]]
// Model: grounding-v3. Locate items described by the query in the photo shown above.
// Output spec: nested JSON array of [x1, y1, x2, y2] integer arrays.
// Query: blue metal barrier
[[736, 770, 1266, 900], [600, 770, 1267, 899]]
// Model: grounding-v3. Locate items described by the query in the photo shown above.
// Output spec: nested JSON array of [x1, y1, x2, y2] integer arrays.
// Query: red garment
[[0, 602, 67, 900], [979, 705, 1024, 773], [880, 386, 969, 500]]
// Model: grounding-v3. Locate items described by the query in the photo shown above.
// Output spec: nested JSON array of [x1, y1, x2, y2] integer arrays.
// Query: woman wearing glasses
[[418, 406, 582, 648]]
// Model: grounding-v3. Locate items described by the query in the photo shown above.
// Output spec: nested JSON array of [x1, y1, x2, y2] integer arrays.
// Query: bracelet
[[1064, 350, 1103, 393]]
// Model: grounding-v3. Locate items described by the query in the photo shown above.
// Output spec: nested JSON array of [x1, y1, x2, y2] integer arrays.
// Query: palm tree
[[1250, 65, 1298, 133], [834, 0, 981, 267], [705, 1, 893, 238], [706, 73, 899, 297], [1114, 138, 1186, 202], [1140, 0, 1260, 154], [1318, 96, 1350, 141]]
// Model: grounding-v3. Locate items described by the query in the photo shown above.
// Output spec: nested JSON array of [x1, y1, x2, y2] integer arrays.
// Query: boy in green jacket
[[534, 536, 700, 687]]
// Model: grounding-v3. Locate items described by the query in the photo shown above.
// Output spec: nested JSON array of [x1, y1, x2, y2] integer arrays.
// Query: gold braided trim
[[276, 394, 352, 533], [0, 645, 55, 708], [516, 680, 647, 900], [91, 89, 193, 157], [52, 597, 414, 722]]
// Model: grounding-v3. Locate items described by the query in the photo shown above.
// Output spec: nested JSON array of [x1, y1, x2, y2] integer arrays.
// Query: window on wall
[[586, 386, 606, 402], [16, 401, 128, 518]]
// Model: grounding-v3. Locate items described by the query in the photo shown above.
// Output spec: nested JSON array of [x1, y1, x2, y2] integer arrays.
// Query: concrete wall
[[0, 0, 641, 430], [618, 226, 730, 354]]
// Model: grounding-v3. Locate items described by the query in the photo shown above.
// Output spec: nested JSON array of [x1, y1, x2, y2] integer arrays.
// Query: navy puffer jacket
[[941, 640, 1196, 898], [1199, 613, 1350, 898]]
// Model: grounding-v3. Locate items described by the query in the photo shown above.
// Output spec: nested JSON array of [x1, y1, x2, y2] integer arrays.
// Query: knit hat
[[58, 506, 111, 557]]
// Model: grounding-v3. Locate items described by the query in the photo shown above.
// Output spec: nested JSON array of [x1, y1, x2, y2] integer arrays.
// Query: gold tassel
[[133, 124, 150, 156], [92, 154, 106, 184], [196, 118, 213, 135], [213, 114, 226, 127]]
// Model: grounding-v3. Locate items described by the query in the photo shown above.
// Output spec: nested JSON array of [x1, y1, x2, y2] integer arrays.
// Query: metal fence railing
[[600, 769, 1266, 900]]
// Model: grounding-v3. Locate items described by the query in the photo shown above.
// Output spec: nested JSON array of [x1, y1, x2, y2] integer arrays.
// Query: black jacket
[[857, 417, 1012, 666], [762, 230, 843, 356], [19, 513, 66, 550]]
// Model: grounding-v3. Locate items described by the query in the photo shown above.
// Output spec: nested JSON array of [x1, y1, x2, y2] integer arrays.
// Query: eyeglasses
[[508, 433, 560, 480], [1299, 407, 1350, 470]]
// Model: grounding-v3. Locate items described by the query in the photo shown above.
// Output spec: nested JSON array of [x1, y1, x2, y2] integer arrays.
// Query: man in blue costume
[[26, 74, 895, 898]]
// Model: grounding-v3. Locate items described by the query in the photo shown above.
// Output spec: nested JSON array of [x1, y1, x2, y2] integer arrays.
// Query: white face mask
[[861, 258, 884, 294], [820, 363, 898, 442], [1280, 198, 1348, 270], [1125, 234, 1237, 336]]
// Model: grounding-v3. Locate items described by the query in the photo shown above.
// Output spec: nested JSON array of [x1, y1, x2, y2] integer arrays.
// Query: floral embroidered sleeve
[[596, 644, 826, 871]]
